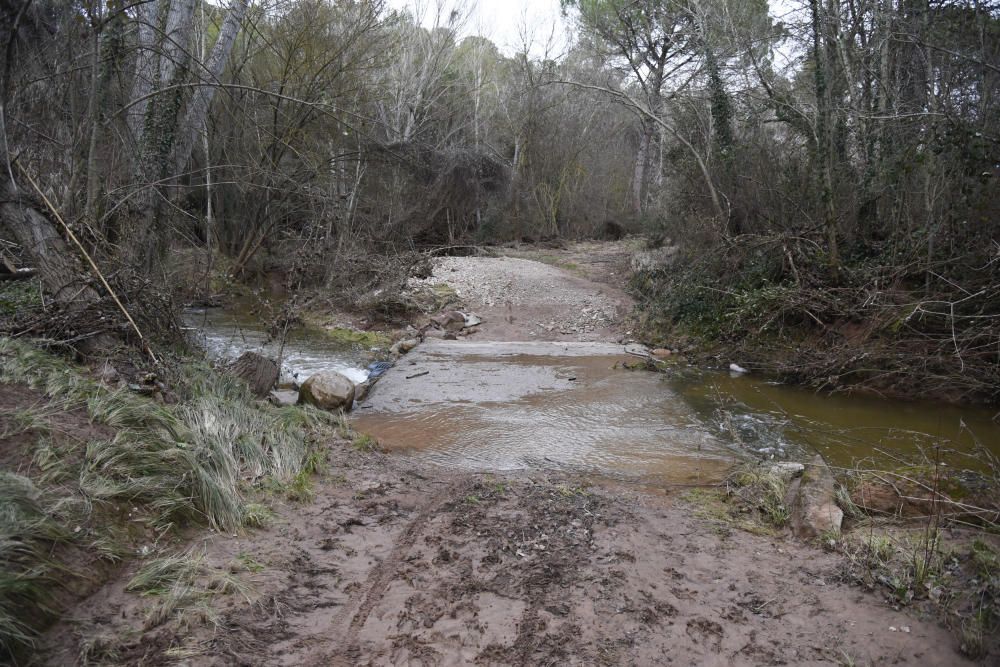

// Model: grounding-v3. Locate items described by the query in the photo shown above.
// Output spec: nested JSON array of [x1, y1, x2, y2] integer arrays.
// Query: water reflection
[[670, 371, 1000, 471]]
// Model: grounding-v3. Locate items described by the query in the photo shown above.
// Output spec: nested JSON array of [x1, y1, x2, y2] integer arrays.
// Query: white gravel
[[408, 256, 622, 335]]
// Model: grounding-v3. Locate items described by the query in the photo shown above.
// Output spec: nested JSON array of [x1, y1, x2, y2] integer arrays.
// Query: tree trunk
[[127, 0, 160, 146], [632, 122, 653, 215], [126, 0, 249, 270], [172, 0, 250, 176], [0, 181, 117, 353], [810, 0, 840, 280]]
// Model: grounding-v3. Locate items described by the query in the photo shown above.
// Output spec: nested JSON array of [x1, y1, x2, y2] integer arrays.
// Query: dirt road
[[40, 444, 969, 666], [37, 246, 978, 665]]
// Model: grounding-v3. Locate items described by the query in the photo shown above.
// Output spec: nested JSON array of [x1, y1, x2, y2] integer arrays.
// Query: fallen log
[[0, 267, 36, 280]]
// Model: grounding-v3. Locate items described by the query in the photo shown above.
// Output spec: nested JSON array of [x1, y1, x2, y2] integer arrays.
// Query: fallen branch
[[17, 164, 159, 365], [0, 267, 35, 280]]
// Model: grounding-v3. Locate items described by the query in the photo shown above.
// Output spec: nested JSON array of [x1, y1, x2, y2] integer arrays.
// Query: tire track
[[320, 476, 472, 665]]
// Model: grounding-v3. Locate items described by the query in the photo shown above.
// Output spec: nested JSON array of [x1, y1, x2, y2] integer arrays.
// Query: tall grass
[[0, 472, 67, 656], [0, 337, 327, 656]]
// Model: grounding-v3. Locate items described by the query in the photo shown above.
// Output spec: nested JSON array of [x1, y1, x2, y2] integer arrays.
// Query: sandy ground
[[30, 244, 987, 665], [38, 444, 971, 666]]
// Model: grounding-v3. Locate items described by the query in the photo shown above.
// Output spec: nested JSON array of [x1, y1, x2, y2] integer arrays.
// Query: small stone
[[268, 389, 299, 407], [354, 381, 372, 402], [770, 462, 806, 481]]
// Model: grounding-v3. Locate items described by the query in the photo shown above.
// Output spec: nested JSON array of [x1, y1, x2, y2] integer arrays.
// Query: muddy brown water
[[354, 340, 1000, 484], [354, 342, 738, 485], [188, 311, 1000, 484]]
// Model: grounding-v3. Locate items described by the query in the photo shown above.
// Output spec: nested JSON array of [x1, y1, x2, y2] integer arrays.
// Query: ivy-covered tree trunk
[[125, 0, 248, 271], [810, 0, 840, 280]]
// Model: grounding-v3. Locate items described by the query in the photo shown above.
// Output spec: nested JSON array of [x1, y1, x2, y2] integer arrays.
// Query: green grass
[[678, 466, 793, 538], [127, 550, 206, 596], [236, 552, 265, 573], [0, 471, 69, 656], [728, 466, 791, 528], [127, 548, 249, 630], [351, 433, 377, 452], [319, 326, 390, 348], [0, 336, 328, 657]]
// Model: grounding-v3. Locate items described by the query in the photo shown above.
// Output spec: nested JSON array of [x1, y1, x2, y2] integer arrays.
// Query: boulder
[[423, 328, 449, 340], [398, 338, 420, 353], [268, 389, 299, 407], [788, 456, 843, 539], [431, 310, 466, 331], [849, 478, 957, 519], [228, 351, 279, 397], [298, 371, 356, 411]]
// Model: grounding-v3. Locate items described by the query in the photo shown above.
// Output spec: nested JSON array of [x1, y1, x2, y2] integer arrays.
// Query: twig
[[17, 164, 160, 365]]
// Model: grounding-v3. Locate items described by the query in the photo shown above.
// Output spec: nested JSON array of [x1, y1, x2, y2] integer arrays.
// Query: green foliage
[[351, 433, 377, 452], [728, 466, 790, 528], [0, 337, 328, 653], [0, 472, 68, 657], [0, 281, 41, 315]]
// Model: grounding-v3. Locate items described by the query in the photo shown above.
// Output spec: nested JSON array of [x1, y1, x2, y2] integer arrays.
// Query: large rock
[[298, 371, 356, 411], [228, 352, 279, 397], [788, 455, 844, 539]]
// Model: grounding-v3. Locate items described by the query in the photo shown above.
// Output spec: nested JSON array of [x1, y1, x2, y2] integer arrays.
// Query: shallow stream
[[188, 307, 1000, 485]]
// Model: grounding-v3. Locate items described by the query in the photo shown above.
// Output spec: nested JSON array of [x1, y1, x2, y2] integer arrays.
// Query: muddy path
[[34, 248, 982, 665], [39, 444, 969, 666]]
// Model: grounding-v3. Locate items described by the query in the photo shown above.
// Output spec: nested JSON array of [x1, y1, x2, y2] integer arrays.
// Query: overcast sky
[[389, 0, 571, 56], [387, 1, 802, 70]]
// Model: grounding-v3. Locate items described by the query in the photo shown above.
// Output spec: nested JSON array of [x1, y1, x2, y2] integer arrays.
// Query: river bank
[[31, 432, 986, 666], [3, 244, 999, 664]]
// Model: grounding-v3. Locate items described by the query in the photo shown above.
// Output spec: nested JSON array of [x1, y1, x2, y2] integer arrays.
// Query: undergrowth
[[0, 336, 336, 658], [630, 235, 1000, 404]]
